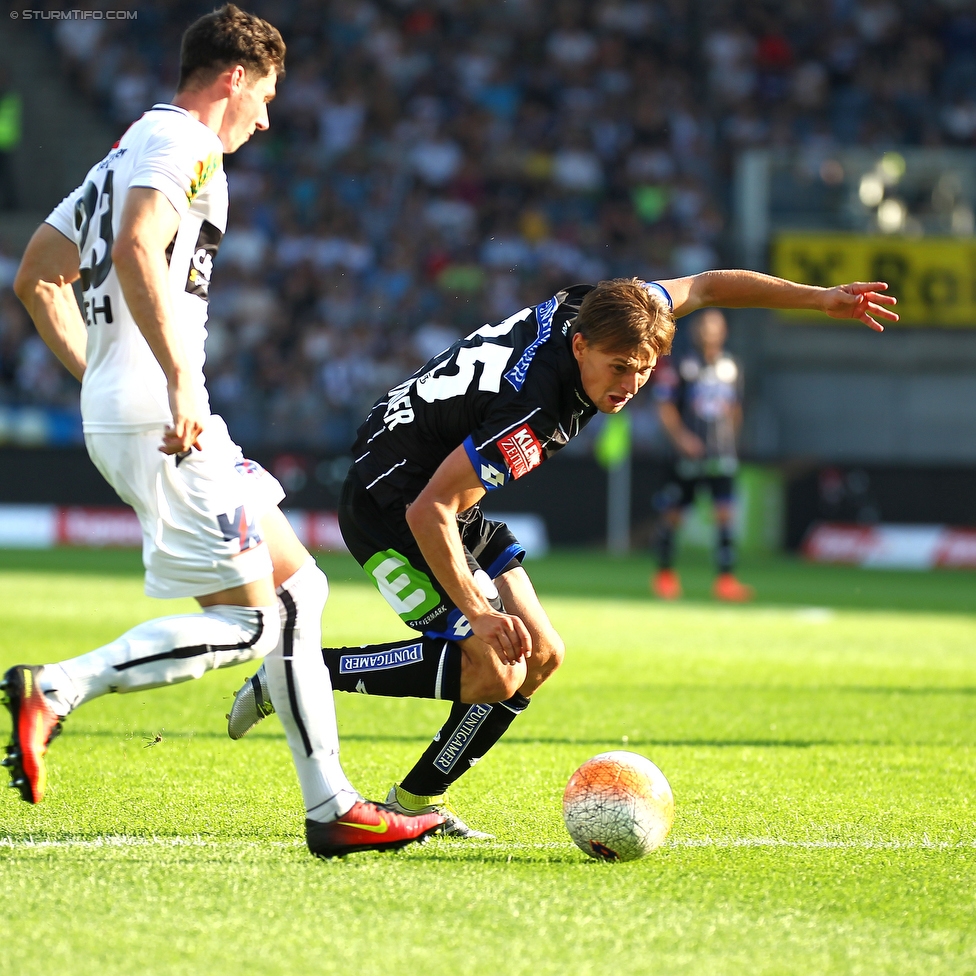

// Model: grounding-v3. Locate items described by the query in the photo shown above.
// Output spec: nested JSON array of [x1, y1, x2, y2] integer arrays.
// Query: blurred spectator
[[0, 67, 21, 210], [0, 0, 969, 449]]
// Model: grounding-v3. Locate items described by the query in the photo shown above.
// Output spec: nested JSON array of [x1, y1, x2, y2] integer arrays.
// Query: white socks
[[36, 557, 358, 824], [39, 604, 281, 717], [262, 558, 359, 823]]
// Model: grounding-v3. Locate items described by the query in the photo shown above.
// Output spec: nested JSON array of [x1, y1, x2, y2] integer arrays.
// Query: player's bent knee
[[204, 603, 281, 668], [529, 630, 565, 678], [459, 652, 526, 704]]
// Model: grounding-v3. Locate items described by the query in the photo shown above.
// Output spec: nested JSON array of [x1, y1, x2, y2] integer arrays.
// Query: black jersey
[[353, 280, 673, 511], [352, 284, 599, 511], [652, 349, 742, 465]]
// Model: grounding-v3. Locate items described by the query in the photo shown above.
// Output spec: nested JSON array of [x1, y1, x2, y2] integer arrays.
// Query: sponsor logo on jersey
[[504, 295, 557, 392], [185, 220, 222, 301], [339, 643, 424, 674], [216, 506, 262, 552], [188, 152, 221, 204], [480, 462, 506, 488], [234, 458, 265, 478], [433, 703, 492, 773], [496, 424, 543, 479], [96, 147, 127, 171]]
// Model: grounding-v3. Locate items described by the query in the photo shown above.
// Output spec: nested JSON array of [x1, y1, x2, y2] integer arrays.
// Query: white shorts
[[84, 415, 286, 599]]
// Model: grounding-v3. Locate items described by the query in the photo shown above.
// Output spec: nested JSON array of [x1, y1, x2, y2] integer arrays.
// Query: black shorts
[[338, 469, 525, 641], [659, 474, 735, 510]]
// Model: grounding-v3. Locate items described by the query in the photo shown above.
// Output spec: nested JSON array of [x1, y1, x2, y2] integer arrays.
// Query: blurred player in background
[[5, 4, 441, 857], [651, 309, 752, 602]]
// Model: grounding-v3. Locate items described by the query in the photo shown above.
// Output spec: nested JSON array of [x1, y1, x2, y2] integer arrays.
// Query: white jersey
[[45, 103, 227, 432]]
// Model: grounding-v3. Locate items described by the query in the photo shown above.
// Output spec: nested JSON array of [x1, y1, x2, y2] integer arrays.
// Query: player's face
[[695, 311, 727, 361], [572, 334, 657, 413], [220, 66, 277, 153]]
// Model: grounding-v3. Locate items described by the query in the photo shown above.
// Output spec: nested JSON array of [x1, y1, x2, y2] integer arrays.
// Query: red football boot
[[713, 573, 755, 602], [2, 665, 63, 804], [305, 800, 446, 858], [651, 568, 682, 600]]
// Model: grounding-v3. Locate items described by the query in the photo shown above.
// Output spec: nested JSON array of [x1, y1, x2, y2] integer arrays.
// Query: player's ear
[[571, 331, 588, 361], [228, 64, 247, 94]]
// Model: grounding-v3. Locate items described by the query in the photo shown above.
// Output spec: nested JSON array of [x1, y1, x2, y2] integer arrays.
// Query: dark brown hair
[[178, 4, 285, 91], [573, 278, 675, 356]]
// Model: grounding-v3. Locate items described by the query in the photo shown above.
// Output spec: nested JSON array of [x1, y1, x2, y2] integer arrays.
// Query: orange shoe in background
[[713, 573, 755, 602], [651, 568, 682, 600]]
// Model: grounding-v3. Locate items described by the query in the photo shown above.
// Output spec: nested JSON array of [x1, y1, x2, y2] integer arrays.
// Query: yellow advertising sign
[[771, 233, 976, 327]]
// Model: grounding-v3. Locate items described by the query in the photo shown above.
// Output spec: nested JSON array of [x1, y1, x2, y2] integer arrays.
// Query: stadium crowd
[[0, 0, 973, 449]]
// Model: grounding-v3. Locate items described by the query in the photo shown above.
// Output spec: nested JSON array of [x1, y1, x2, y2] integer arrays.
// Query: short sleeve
[[462, 400, 560, 491], [44, 185, 84, 247], [642, 280, 673, 310], [128, 122, 223, 217]]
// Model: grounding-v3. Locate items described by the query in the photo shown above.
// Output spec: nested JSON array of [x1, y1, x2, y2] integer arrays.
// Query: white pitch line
[[667, 836, 976, 851], [0, 835, 972, 852], [0, 835, 304, 850]]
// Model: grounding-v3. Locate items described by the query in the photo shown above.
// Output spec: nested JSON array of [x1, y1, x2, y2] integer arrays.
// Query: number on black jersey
[[412, 308, 529, 403]]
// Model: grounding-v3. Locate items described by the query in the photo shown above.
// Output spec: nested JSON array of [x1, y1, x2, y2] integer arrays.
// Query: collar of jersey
[[150, 103, 191, 117]]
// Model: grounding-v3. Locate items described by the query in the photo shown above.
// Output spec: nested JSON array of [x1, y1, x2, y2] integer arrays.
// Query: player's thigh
[[89, 419, 285, 601], [260, 506, 312, 587]]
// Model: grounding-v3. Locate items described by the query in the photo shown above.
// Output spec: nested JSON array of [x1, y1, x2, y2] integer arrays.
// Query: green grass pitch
[[0, 547, 974, 975]]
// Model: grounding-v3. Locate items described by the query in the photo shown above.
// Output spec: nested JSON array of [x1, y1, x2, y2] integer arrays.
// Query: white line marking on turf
[[667, 836, 976, 850], [1, 835, 973, 851], [0, 836, 304, 850]]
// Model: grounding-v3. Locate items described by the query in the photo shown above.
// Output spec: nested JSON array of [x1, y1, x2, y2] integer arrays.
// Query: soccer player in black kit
[[651, 308, 753, 602], [229, 271, 897, 836]]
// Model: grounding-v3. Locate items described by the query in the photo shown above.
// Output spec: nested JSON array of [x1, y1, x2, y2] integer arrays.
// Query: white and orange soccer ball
[[562, 751, 675, 861]]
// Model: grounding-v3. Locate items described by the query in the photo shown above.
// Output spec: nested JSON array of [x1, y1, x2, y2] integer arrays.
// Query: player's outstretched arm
[[405, 444, 532, 664], [658, 270, 899, 332], [14, 224, 87, 382], [112, 187, 204, 454]]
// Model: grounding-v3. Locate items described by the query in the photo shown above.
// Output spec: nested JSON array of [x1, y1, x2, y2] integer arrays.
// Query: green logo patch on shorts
[[364, 549, 441, 623]]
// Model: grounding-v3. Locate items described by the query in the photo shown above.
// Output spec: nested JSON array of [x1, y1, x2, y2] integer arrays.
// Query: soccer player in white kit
[[5, 4, 442, 857]]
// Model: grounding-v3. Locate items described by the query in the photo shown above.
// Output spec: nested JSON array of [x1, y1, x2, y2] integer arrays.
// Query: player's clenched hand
[[470, 608, 533, 664], [160, 378, 205, 454], [822, 281, 898, 332]]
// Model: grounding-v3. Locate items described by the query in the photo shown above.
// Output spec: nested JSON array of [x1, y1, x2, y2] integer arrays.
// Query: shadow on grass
[[50, 728, 976, 749]]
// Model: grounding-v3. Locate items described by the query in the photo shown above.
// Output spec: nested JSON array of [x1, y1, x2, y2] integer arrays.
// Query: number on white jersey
[[75, 170, 115, 292]]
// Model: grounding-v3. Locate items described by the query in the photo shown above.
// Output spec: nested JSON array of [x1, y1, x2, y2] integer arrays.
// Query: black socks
[[400, 692, 531, 798], [717, 523, 735, 574], [655, 520, 675, 569]]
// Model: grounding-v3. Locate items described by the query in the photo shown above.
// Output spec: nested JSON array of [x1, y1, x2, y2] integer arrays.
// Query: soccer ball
[[562, 751, 674, 861]]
